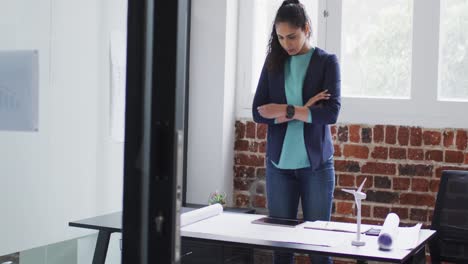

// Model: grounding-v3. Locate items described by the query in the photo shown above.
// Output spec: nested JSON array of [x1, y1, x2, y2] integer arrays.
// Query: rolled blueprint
[[378, 213, 400, 250], [181, 203, 223, 227]]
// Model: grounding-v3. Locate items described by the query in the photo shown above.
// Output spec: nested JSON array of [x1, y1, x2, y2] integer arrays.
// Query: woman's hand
[[257, 103, 286, 119], [304, 89, 330, 107], [275, 116, 292, 124]]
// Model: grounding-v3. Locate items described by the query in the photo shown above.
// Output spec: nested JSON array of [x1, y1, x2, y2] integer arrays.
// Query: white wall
[[0, 0, 127, 256], [187, 0, 238, 205]]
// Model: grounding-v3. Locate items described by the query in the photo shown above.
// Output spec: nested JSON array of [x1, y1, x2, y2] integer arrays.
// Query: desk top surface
[[68, 205, 254, 233], [69, 208, 435, 263]]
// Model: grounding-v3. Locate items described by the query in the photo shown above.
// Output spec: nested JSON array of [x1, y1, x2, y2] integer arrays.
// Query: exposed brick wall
[[233, 120, 468, 228]]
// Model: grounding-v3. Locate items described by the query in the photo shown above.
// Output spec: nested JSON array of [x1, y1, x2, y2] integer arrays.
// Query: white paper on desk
[[394, 223, 422, 250], [182, 214, 350, 247], [180, 204, 223, 227], [303, 220, 372, 233], [110, 30, 127, 142]]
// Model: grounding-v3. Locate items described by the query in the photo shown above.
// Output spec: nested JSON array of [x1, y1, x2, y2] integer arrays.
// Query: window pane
[[438, 0, 468, 101], [341, 0, 413, 98]]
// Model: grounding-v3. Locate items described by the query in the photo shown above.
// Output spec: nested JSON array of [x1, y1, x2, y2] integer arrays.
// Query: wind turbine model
[[342, 178, 367, 246]]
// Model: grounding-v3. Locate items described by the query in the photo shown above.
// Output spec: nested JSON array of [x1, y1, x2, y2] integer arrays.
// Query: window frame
[[236, 0, 468, 128]]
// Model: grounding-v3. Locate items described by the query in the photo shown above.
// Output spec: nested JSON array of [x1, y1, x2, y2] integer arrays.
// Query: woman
[[252, 0, 341, 263]]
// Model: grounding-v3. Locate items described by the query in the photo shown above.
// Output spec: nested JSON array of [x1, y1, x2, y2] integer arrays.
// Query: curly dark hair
[[266, 0, 311, 72]]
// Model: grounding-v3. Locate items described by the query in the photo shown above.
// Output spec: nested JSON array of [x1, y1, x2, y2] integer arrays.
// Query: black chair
[[430, 170, 468, 264]]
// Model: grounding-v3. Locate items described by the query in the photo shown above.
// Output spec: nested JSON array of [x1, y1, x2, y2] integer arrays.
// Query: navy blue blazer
[[252, 47, 341, 170]]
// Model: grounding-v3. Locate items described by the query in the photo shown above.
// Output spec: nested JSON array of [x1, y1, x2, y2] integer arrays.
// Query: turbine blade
[[341, 189, 355, 194], [357, 178, 367, 192]]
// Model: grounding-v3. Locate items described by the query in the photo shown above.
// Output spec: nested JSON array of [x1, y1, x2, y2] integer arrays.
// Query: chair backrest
[[430, 170, 468, 264]]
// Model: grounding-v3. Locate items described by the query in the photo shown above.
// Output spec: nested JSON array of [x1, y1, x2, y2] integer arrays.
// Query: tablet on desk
[[252, 217, 304, 227]]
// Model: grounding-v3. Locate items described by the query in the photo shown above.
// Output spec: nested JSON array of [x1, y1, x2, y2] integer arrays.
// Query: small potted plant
[[208, 190, 227, 207]]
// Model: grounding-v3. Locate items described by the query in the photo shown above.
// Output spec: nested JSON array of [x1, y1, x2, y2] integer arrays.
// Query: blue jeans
[[266, 157, 335, 264]]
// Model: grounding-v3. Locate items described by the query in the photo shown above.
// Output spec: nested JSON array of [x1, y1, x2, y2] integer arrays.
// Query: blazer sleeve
[[252, 63, 276, 125], [308, 54, 341, 124]]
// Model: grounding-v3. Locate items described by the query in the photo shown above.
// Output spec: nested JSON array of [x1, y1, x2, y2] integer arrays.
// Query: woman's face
[[275, 22, 310, 56]]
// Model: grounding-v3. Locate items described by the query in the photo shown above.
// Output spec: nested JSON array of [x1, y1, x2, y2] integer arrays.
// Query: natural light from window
[[341, 0, 414, 99], [438, 0, 468, 101]]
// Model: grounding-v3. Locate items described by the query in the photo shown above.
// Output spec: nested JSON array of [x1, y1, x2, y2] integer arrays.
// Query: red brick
[[362, 219, 384, 225], [338, 174, 355, 187], [331, 125, 337, 141], [338, 126, 349, 142], [398, 126, 410, 146], [389, 147, 406, 159], [385, 126, 397, 144], [362, 127, 372, 143], [361, 162, 396, 175], [445, 150, 465, 163], [423, 131, 442, 146], [234, 166, 256, 178], [456, 130, 468, 150], [465, 153, 468, 164], [295, 255, 311, 264], [410, 127, 422, 146], [234, 153, 264, 167], [349, 125, 361, 143], [410, 208, 428, 222], [393, 177, 410, 190], [425, 150, 443, 162], [258, 141, 266, 153], [391, 207, 409, 220], [400, 193, 435, 206], [398, 164, 433, 177], [371, 146, 388, 160], [428, 210, 434, 223], [411, 178, 429, 192], [334, 160, 361, 172], [256, 168, 266, 178], [443, 130, 454, 147], [235, 121, 246, 140], [430, 179, 440, 192], [374, 125, 384, 143], [362, 204, 371, 217], [374, 176, 391, 189], [435, 166, 468, 178], [334, 144, 342, 157], [373, 206, 390, 219], [234, 140, 249, 151], [234, 178, 253, 191], [408, 148, 424, 160], [253, 195, 266, 208], [343, 144, 369, 159], [234, 192, 250, 207], [248, 141, 259, 152], [336, 201, 354, 215], [256, 123, 267, 139], [246, 121, 256, 139]]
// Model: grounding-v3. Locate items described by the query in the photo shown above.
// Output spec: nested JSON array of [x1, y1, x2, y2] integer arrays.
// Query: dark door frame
[[122, 0, 191, 263]]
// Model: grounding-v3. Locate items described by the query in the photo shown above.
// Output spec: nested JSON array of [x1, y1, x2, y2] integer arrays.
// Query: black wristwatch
[[286, 104, 295, 119]]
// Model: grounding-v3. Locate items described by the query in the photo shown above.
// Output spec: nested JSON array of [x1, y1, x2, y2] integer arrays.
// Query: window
[[341, 0, 413, 98], [236, 0, 468, 128], [438, 0, 468, 101]]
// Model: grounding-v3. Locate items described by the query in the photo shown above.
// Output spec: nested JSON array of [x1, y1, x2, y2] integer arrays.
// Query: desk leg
[[403, 245, 426, 264], [93, 231, 111, 264]]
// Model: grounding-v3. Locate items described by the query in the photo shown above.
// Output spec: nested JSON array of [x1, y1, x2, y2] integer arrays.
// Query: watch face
[[286, 105, 295, 118]]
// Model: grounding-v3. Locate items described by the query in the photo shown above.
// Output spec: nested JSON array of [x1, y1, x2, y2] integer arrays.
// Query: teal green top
[[273, 47, 314, 169]]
